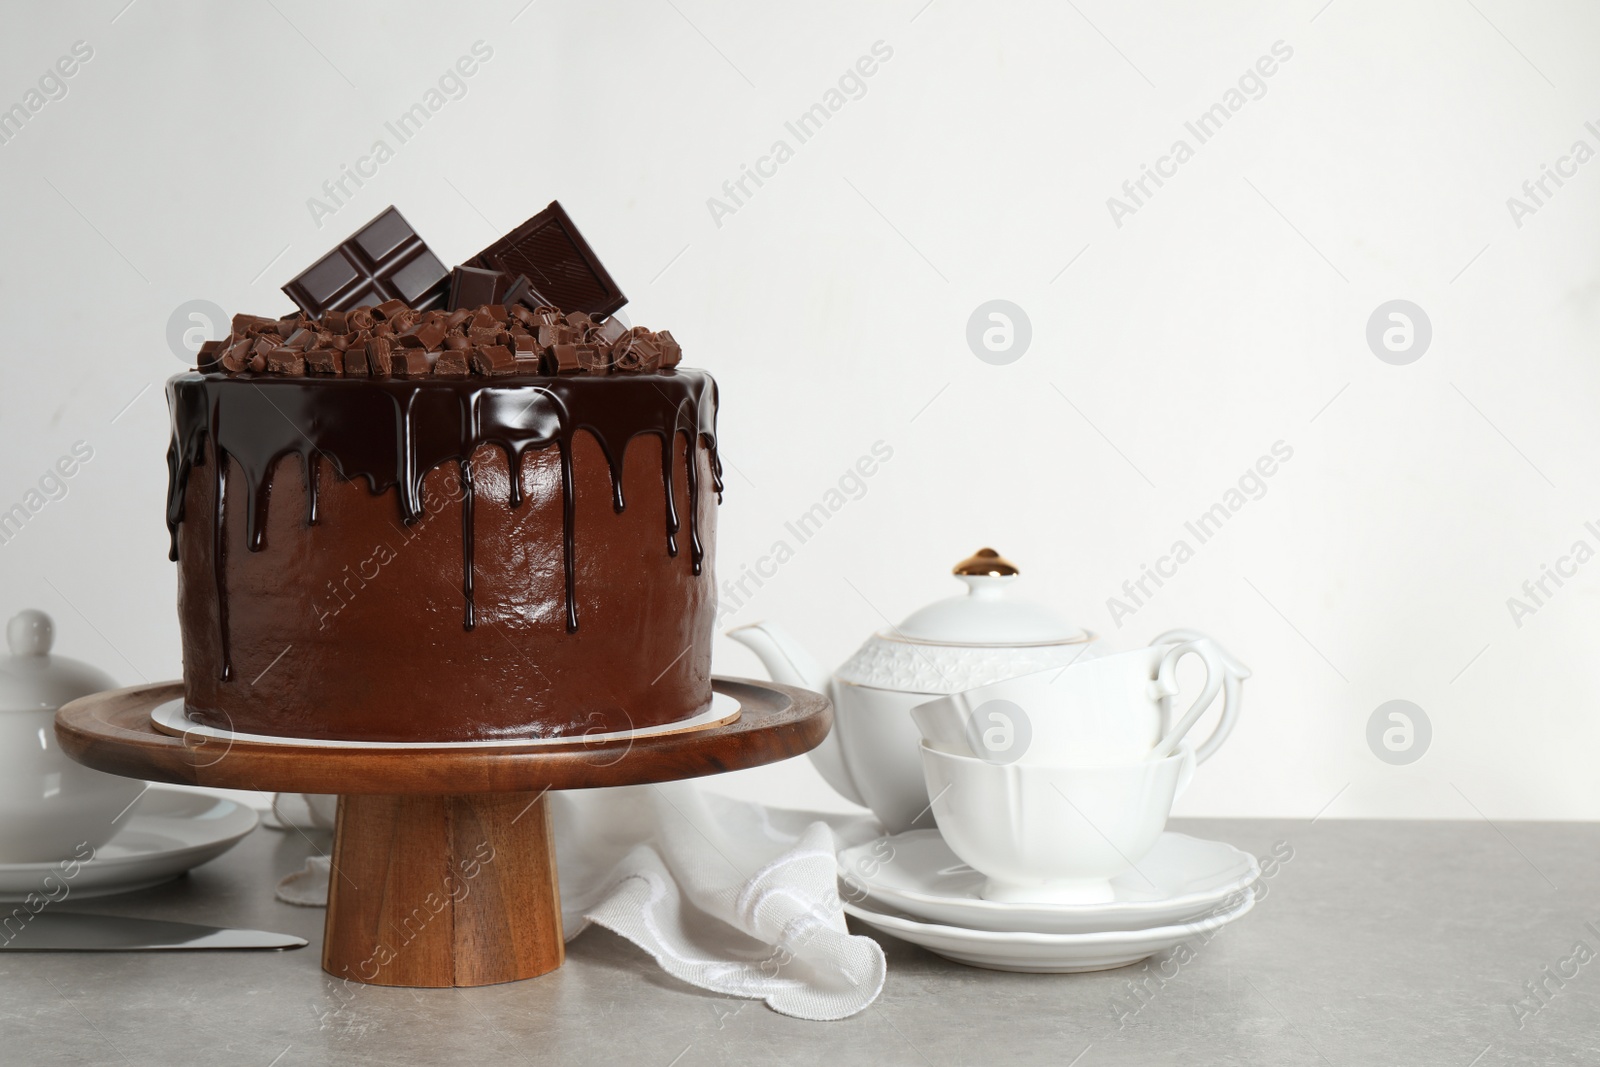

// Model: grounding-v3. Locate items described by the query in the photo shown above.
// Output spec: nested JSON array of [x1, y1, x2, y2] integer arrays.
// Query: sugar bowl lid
[[891, 549, 1091, 647], [0, 610, 118, 713]]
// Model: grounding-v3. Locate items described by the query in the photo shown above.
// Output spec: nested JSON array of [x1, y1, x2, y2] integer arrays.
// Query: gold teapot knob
[[952, 548, 1019, 577]]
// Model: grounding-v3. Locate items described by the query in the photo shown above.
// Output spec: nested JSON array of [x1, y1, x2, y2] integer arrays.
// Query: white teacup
[[920, 742, 1196, 904], [910, 635, 1245, 767]]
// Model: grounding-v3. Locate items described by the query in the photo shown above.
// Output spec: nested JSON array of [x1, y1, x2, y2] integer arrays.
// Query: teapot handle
[[1148, 631, 1249, 762]]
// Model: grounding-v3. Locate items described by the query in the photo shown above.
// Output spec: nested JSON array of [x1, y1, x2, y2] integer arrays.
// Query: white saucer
[[843, 885, 1255, 973], [150, 692, 739, 749], [0, 788, 258, 902], [839, 830, 1260, 934]]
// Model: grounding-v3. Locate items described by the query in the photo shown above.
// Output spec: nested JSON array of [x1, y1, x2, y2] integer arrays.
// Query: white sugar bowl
[[0, 610, 143, 862]]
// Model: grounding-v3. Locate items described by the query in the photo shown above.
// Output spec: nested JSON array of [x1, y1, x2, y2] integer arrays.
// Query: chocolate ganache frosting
[[166, 369, 722, 742]]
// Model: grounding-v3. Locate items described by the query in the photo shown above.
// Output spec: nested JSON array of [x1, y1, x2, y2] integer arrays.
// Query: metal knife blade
[[0, 912, 307, 951]]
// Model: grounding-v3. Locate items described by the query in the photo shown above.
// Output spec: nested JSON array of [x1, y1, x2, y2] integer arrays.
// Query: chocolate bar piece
[[448, 266, 513, 311], [282, 207, 450, 317], [464, 201, 627, 319]]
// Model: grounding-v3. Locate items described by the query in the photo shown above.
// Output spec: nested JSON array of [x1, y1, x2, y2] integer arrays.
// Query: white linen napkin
[[271, 784, 887, 1021]]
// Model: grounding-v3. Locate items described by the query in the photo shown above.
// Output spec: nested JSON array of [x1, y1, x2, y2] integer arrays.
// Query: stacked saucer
[[839, 830, 1258, 972]]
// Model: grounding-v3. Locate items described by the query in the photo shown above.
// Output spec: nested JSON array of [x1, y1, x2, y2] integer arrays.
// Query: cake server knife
[[0, 912, 307, 951]]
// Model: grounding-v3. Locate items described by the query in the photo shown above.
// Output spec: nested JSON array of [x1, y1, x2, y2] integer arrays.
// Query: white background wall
[[3, 0, 1598, 820]]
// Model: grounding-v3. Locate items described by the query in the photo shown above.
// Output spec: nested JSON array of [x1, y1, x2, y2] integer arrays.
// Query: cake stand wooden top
[[55, 678, 831, 796]]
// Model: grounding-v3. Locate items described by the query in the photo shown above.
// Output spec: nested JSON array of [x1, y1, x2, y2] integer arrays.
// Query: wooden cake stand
[[55, 678, 830, 989]]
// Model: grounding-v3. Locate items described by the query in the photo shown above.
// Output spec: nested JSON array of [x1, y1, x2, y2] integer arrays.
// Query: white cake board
[[149, 693, 740, 750]]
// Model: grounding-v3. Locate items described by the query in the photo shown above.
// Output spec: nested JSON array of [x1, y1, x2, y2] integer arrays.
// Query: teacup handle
[[1150, 630, 1250, 762]]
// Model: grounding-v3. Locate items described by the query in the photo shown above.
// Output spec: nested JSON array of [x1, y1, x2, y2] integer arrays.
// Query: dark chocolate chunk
[[323, 310, 349, 333], [433, 351, 469, 377], [391, 350, 431, 378], [266, 349, 306, 376], [219, 338, 251, 374], [397, 319, 446, 350], [463, 201, 627, 319], [305, 349, 341, 376], [447, 265, 512, 311], [366, 337, 394, 377], [656, 329, 682, 368], [538, 323, 575, 348], [513, 354, 542, 375], [372, 298, 408, 321], [612, 333, 660, 373], [282, 206, 449, 317], [342, 349, 370, 378], [579, 344, 611, 376], [547, 343, 583, 375], [443, 334, 470, 352], [231, 313, 277, 336], [469, 345, 517, 377], [196, 340, 223, 372]]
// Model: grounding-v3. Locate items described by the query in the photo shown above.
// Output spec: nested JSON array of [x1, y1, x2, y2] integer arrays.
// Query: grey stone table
[[3, 812, 1597, 1066]]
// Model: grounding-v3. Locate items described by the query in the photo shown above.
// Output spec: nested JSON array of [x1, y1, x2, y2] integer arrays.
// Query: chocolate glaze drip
[[166, 371, 721, 681], [459, 457, 476, 631]]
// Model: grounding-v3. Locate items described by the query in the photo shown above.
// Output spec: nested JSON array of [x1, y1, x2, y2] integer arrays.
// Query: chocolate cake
[[167, 205, 722, 742]]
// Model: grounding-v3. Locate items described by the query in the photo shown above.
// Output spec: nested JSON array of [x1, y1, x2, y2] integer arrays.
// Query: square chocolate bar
[[464, 201, 627, 319], [283, 206, 450, 317]]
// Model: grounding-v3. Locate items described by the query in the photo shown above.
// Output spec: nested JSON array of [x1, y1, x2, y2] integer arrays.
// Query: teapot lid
[[0, 610, 118, 713], [890, 549, 1090, 647]]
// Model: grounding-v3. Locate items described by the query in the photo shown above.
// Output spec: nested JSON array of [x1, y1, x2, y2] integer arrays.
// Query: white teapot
[[731, 549, 1106, 831], [730, 550, 1247, 832], [0, 610, 143, 861]]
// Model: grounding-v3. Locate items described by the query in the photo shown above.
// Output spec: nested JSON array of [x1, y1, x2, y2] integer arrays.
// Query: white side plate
[[0, 788, 258, 902]]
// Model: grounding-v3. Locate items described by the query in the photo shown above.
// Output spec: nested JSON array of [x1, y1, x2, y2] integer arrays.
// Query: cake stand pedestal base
[[54, 678, 830, 989], [325, 791, 562, 988]]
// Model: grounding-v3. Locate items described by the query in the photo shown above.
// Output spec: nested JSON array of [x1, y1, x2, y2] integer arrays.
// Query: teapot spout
[[727, 620, 867, 810], [726, 621, 829, 694]]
